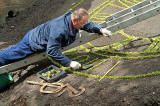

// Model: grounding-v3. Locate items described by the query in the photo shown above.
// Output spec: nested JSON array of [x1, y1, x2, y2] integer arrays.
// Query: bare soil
[[1, 0, 160, 106]]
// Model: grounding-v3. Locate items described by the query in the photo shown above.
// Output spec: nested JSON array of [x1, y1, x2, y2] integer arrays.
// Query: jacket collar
[[65, 12, 76, 37]]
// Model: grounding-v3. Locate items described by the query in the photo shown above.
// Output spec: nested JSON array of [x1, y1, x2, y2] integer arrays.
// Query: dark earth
[[1, 0, 160, 106]]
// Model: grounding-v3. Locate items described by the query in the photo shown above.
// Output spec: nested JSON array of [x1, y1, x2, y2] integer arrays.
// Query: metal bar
[[105, 0, 160, 32], [106, 0, 150, 21], [107, 6, 160, 32], [0, 52, 47, 74], [107, 0, 160, 26]]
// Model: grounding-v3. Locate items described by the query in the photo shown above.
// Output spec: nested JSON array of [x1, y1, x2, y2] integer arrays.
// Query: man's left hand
[[100, 28, 112, 37]]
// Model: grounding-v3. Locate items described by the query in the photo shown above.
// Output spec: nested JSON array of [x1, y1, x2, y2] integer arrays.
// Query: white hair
[[71, 8, 88, 21]]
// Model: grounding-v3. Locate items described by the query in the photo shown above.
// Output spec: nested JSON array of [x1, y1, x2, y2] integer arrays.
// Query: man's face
[[72, 15, 88, 29]]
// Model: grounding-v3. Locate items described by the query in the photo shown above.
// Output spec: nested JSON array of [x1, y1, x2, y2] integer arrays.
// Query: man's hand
[[100, 28, 112, 37], [70, 61, 81, 70]]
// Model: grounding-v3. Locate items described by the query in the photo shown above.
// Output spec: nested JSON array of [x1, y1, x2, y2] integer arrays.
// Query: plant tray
[[37, 65, 67, 82]]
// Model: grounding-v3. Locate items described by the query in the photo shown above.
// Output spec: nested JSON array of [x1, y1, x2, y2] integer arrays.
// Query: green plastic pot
[[0, 73, 14, 91]]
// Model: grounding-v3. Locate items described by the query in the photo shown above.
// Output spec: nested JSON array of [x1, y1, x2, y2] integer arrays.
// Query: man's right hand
[[69, 61, 81, 70], [100, 28, 112, 37]]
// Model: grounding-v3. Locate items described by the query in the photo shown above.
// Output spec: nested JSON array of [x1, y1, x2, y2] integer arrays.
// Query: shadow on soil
[[0, 0, 94, 49]]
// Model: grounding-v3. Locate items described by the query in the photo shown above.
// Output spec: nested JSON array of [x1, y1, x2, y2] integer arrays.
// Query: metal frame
[[105, 0, 160, 32]]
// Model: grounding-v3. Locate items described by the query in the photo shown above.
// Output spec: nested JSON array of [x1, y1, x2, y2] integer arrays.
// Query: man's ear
[[72, 18, 77, 25]]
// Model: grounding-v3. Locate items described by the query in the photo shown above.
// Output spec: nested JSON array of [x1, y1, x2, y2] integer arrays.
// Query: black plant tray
[[37, 65, 67, 82]]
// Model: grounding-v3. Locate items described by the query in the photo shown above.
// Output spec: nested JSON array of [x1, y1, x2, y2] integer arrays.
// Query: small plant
[[41, 69, 60, 80]]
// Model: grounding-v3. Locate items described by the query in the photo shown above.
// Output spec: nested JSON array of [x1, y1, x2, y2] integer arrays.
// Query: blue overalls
[[0, 12, 102, 67], [0, 31, 33, 66]]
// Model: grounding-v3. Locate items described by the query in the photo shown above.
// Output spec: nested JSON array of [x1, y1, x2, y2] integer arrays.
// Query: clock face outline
[[61, 0, 160, 79]]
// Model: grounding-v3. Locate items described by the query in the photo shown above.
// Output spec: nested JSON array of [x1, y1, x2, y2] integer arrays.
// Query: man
[[0, 8, 112, 70]]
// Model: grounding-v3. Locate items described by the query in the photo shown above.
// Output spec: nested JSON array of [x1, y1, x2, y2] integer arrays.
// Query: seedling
[[37, 65, 67, 82]]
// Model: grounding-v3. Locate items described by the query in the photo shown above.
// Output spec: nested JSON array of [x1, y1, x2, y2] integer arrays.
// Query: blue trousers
[[0, 32, 34, 67]]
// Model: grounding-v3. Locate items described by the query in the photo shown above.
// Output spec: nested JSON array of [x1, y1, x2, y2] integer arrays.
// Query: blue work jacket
[[29, 12, 102, 67]]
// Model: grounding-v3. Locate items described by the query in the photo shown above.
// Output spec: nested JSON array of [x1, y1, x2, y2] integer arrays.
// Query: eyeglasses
[[77, 20, 87, 26]]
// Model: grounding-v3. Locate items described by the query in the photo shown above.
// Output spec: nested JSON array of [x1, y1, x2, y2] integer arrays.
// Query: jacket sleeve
[[81, 21, 103, 34], [47, 32, 71, 67]]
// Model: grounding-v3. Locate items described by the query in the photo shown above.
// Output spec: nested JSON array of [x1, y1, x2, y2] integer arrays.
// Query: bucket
[[0, 72, 14, 91]]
